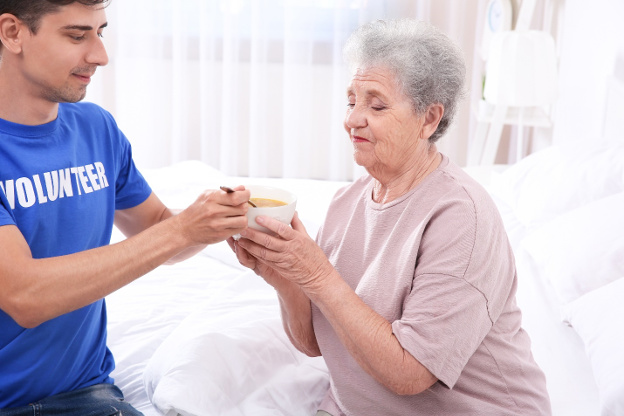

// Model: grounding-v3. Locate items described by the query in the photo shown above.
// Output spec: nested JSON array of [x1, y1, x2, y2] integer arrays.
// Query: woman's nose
[[344, 105, 366, 129]]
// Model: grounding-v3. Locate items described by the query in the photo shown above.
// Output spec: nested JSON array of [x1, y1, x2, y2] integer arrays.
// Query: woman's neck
[[371, 148, 442, 204]]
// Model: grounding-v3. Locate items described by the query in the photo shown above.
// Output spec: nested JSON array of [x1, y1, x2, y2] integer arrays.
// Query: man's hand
[[174, 187, 250, 246]]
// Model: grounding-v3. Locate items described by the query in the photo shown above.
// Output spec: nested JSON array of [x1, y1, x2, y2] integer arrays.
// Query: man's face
[[19, 2, 108, 103]]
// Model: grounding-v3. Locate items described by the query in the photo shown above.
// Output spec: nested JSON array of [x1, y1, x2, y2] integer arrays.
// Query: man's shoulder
[[59, 101, 108, 116], [58, 102, 117, 128]]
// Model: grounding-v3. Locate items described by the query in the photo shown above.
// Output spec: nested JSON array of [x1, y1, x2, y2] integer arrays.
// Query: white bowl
[[245, 185, 297, 233]]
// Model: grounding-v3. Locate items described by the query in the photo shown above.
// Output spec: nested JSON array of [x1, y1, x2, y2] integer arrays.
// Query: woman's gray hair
[[343, 19, 466, 143]]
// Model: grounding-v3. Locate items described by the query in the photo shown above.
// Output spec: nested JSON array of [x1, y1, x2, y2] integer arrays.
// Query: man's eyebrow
[[61, 22, 108, 31]]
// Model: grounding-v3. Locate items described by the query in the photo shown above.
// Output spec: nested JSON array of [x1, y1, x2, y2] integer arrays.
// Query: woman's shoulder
[[411, 156, 505, 240], [434, 156, 497, 211]]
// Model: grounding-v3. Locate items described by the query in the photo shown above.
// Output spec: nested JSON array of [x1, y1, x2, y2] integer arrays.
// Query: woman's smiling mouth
[[352, 135, 370, 143]]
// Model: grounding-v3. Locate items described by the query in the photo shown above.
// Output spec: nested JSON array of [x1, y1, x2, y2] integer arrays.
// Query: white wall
[[552, 0, 624, 146]]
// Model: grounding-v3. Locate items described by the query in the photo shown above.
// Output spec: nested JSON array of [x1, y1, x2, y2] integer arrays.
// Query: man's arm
[[0, 188, 249, 328], [114, 193, 206, 264]]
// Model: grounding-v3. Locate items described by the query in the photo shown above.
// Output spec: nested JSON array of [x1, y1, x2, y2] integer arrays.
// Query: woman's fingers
[[226, 236, 236, 252], [235, 212, 334, 290], [290, 212, 307, 233], [226, 237, 259, 269], [254, 215, 300, 240]]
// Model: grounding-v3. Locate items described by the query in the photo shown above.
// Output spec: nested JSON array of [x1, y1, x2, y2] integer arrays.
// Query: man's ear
[[0, 13, 27, 54], [420, 103, 444, 141]]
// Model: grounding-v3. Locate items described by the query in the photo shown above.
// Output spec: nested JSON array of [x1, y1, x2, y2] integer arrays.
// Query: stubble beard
[[43, 83, 88, 104], [43, 66, 95, 103]]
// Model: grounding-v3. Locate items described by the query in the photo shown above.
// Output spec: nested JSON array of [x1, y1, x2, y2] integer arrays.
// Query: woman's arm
[[228, 213, 321, 356], [304, 269, 437, 395], [236, 215, 438, 395], [276, 280, 321, 357]]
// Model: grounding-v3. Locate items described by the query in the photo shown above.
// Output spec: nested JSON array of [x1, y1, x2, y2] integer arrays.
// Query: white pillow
[[143, 274, 329, 416], [561, 277, 624, 416], [490, 141, 624, 226], [521, 191, 624, 304]]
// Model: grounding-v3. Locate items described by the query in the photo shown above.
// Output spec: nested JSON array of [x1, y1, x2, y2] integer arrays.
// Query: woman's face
[[344, 66, 430, 179]]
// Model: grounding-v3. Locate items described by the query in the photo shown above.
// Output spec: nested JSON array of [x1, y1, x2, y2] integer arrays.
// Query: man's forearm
[[2, 216, 190, 328]]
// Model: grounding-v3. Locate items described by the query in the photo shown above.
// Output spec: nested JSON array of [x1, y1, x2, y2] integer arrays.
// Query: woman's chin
[[352, 150, 372, 168], [353, 158, 369, 170]]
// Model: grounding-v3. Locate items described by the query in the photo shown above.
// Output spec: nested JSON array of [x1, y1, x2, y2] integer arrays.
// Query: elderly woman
[[230, 19, 551, 416]]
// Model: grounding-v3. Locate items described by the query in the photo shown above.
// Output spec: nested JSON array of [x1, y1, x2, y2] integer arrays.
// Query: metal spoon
[[220, 186, 257, 207]]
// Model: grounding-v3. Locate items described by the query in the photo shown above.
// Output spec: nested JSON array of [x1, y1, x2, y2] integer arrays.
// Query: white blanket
[[107, 161, 346, 415]]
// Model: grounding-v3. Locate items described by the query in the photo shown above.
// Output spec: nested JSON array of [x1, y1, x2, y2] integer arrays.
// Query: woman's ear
[[0, 13, 26, 54], [420, 103, 444, 141]]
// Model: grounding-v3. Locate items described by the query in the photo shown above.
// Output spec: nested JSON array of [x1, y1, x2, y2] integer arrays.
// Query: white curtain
[[86, 0, 480, 181]]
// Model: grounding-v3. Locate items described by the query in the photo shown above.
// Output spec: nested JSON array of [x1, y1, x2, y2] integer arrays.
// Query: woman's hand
[[226, 235, 289, 291], [227, 213, 323, 356], [233, 212, 335, 294]]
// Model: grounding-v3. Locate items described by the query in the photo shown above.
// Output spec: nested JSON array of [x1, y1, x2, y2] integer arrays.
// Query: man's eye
[[347, 103, 355, 108], [372, 106, 386, 111], [70, 35, 85, 41]]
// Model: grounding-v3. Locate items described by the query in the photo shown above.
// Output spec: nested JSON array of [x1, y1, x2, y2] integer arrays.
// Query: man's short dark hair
[[0, 0, 110, 33]]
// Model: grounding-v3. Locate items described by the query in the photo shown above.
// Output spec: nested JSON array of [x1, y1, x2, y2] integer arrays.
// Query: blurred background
[[86, 0, 561, 180]]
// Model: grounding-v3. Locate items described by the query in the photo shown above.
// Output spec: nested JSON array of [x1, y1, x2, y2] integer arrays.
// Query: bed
[[105, 130, 624, 415]]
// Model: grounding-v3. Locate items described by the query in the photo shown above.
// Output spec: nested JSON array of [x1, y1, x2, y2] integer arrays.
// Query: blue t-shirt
[[0, 102, 152, 408]]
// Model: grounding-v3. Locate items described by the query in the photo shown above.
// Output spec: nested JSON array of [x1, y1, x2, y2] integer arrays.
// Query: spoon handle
[[220, 186, 257, 207]]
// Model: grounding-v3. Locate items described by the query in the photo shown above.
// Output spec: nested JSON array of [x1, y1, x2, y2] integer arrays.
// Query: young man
[[0, 1, 250, 414]]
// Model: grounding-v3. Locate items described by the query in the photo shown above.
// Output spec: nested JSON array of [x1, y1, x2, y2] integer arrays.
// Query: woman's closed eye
[[347, 94, 356, 108], [370, 98, 387, 111], [346, 101, 386, 111]]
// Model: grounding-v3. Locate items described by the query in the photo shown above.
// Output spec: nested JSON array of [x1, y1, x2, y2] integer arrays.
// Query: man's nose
[[87, 36, 109, 66]]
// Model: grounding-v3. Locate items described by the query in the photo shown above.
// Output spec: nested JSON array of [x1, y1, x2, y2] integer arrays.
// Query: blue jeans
[[0, 384, 143, 416]]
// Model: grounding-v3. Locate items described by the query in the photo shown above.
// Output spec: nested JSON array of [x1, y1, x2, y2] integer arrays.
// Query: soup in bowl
[[245, 185, 297, 233]]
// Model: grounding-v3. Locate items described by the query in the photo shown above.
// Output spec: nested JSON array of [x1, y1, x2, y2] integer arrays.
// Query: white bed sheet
[[106, 161, 349, 416], [106, 160, 602, 416]]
